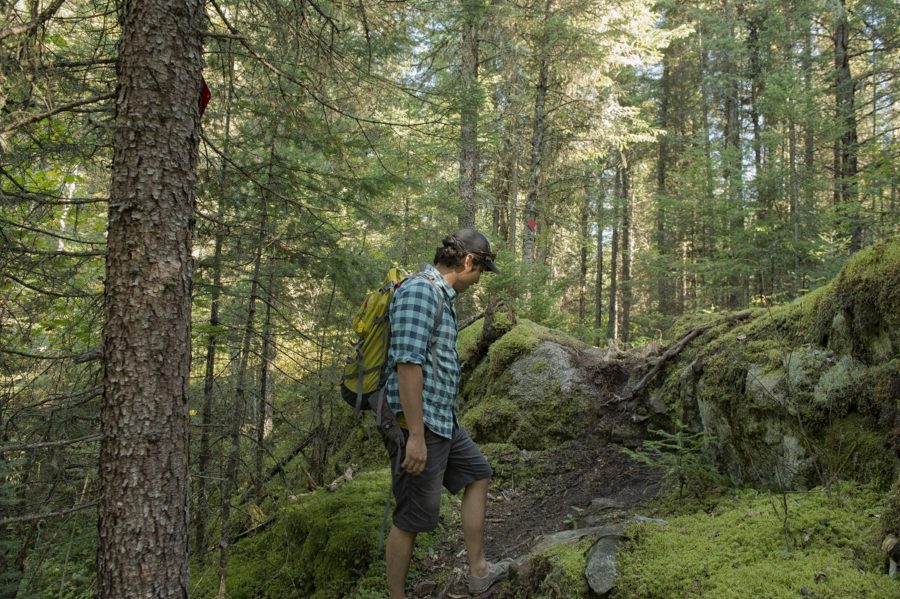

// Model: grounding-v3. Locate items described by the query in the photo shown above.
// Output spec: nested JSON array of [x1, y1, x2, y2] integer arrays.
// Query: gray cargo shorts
[[381, 424, 492, 533]]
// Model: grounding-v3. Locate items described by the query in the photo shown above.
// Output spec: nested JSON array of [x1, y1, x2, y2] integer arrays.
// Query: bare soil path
[[409, 441, 661, 597]]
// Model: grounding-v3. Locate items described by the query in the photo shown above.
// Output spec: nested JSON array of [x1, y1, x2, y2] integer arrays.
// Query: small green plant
[[622, 424, 724, 501]]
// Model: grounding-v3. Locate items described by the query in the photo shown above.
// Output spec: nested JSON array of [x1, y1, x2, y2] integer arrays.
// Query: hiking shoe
[[467, 559, 512, 594]]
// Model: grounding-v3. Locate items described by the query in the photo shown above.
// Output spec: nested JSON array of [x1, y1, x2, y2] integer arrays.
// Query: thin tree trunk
[[217, 237, 262, 599], [593, 178, 604, 346], [458, 0, 481, 229], [656, 51, 671, 316], [217, 129, 274, 597], [578, 182, 589, 326], [723, 0, 745, 308], [98, 0, 203, 595], [255, 269, 275, 499], [507, 124, 520, 253], [606, 168, 620, 342], [619, 162, 632, 345], [834, 0, 861, 252], [195, 35, 235, 563], [523, 0, 551, 264]]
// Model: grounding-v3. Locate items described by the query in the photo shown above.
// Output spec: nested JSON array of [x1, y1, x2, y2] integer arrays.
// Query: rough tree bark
[[98, 0, 204, 596]]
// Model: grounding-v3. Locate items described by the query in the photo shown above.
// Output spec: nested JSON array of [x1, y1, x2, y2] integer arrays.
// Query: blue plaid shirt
[[385, 263, 460, 439]]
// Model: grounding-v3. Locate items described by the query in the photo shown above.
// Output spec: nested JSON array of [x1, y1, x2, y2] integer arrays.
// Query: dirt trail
[[410, 441, 661, 597]]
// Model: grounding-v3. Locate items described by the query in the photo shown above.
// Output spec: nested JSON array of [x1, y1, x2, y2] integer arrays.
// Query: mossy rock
[[457, 311, 515, 364], [461, 339, 593, 450], [819, 415, 896, 489], [473, 319, 586, 375], [510, 537, 594, 598], [812, 240, 900, 363], [882, 477, 900, 538], [616, 483, 896, 598], [660, 242, 900, 491]]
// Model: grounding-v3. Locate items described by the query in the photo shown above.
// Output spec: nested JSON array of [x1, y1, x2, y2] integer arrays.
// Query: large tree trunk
[[458, 0, 481, 229], [98, 0, 204, 596]]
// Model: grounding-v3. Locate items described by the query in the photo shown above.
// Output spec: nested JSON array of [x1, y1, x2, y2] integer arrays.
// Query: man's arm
[[397, 363, 426, 475]]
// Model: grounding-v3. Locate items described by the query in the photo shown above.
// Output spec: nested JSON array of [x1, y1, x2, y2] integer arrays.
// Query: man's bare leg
[[461, 477, 490, 577], [386, 525, 417, 599]]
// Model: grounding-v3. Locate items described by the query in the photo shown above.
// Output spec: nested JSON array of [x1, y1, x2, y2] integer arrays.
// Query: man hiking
[[382, 229, 510, 597]]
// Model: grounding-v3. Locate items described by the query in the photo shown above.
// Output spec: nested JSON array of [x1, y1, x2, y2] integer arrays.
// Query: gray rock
[[583, 517, 667, 595], [585, 535, 621, 595]]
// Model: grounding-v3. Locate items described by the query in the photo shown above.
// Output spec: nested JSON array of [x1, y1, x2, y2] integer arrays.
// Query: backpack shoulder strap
[[408, 271, 445, 335], [404, 271, 446, 369]]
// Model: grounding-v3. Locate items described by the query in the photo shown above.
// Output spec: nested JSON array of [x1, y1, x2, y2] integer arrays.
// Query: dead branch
[[0, 433, 103, 453], [0, 91, 116, 135], [623, 310, 753, 401], [0, 501, 97, 526], [326, 464, 359, 492]]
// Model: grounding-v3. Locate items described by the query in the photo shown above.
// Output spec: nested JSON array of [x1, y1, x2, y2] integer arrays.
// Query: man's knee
[[465, 477, 490, 493]]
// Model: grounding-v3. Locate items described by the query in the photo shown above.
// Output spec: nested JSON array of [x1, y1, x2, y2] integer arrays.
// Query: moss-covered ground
[[616, 483, 897, 599], [189, 468, 456, 599]]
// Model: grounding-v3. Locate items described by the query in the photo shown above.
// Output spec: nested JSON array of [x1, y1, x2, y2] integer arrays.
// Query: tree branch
[[0, 501, 97, 526], [622, 311, 754, 401], [0, 0, 68, 40], [0, 91, 115, 135], [0, 433, 103, 453]]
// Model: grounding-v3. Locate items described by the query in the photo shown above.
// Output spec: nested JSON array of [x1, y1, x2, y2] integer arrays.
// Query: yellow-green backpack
[[340, 267, 444, 414]]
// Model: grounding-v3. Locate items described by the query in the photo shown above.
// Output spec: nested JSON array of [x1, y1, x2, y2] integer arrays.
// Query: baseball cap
[[454, 228, 500, 274]]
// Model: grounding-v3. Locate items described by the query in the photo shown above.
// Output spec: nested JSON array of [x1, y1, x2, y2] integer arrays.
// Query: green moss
[[812, 240, 900, 362], [508, 388, 586, 450], [486, 320, 545, 375], [483, 319, 585, 376], [616, 483, 896, 599], [862, 358, 900, 421], [191, 469, 392, 599], [507, 537, 593, 598], [458, 311, 516, 363], [461, 397, 520, 443], [819, 415, 895, 489], [457, 319, 483, 363], [882, 477, 900, 538]]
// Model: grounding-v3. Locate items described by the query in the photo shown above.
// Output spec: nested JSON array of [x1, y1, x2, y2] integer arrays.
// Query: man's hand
[[402, 433, 427, 475]]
